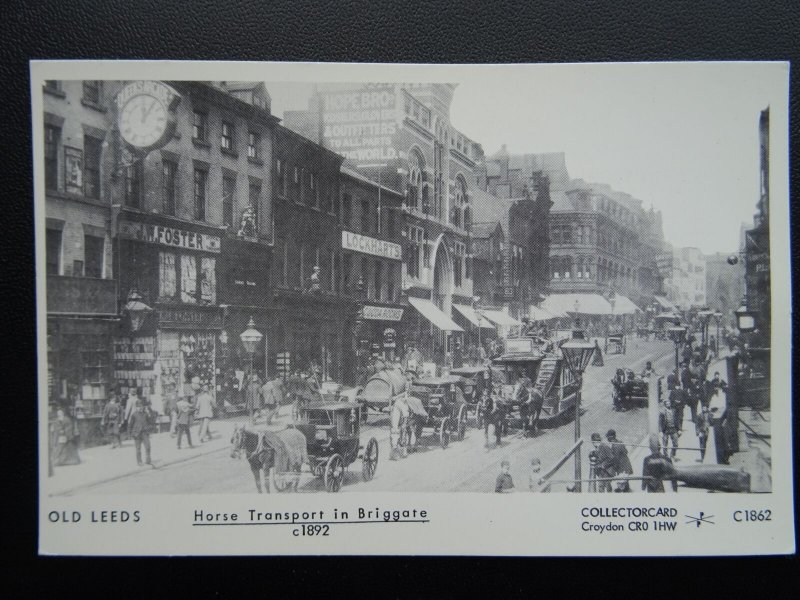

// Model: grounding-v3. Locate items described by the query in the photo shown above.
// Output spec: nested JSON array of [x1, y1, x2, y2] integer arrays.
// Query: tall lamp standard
[[472, 295, 482, 361], [239, 317, 263, 378], [561, 319, 597, 493], [666, 321, 688, 375], [713, 311, 723, 356]]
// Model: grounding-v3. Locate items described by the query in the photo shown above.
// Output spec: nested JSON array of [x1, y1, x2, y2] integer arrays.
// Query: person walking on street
[[640, 361, 656, 379], [101, 394, 123, 448], [244, 371, 262, 424], [123, 389, 139, 436], [695, 406, 712, 461], [176, 395, 195, 449], [495, 460, 515, 493], [164, 391, 178, 437], [128, 400, 153, 466], [606, 429, 633, 492], [259, 376, 283, 425], [641, 434, 677, 493], [659, 396, 681, 460], [195, 383, 215, 442], [666, 373, 687, 432], [52, 407, 81, 466], [589, 433, 615, 493]]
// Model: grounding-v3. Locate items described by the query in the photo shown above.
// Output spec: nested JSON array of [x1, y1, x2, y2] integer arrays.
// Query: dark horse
[[230, 424, 298, 493], [520, 387, 545, 436]]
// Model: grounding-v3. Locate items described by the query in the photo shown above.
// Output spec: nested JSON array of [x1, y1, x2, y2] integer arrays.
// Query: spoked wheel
[[440, 417, 451, 449], [457, 405, 468, 441], [361, 437, 379, 481], [324, 454, 345, 492]]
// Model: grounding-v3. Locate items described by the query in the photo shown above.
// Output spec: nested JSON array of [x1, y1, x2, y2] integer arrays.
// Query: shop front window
[[159, 251, 177, 299], [200, 257, 216, 304], [181, 255, 198, 303]]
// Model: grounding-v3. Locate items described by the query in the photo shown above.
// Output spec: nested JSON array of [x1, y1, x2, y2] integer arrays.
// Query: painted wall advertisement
[[321, 84, 400, 166]]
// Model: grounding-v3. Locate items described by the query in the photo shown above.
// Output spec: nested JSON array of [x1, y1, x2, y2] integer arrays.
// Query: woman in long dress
[[52, 408, 81, 466]]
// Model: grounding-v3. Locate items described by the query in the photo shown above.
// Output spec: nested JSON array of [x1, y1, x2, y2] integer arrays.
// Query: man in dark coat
[[642, 434, 677, 492], [101, 395, 123, 448], [589, 432, 615, 492], [606, 429, 633, 492], [128, 400, 152, 466]]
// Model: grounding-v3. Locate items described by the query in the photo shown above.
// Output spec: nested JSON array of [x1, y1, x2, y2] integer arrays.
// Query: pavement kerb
[[50, 439, 230, 496]]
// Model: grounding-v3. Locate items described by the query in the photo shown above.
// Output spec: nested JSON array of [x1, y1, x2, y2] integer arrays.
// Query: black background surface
[[1, 0, 797, 597]]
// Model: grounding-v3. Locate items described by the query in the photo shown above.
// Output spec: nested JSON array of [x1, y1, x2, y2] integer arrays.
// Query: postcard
[[34, 60, 792, 555]]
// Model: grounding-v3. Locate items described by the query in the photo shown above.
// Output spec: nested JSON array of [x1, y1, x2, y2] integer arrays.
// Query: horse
[[230, 424, 274, 493], [520, 387, 545, 436]]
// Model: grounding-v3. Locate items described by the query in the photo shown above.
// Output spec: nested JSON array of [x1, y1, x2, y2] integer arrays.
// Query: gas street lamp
[[735, 297, 756, 336], [123, 289, 152, 333], [713, 311, 723, 356], [239, 317, 263, 376], [666, 321, 688, 374], [561, 320, 597, 493]]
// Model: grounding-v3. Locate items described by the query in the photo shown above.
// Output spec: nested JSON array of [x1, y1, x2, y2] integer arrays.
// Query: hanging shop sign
[[158, 307, 223, 330], [361, 305, 404, 321], [342, 231, 402, 260], [120, 221, 221, 253]]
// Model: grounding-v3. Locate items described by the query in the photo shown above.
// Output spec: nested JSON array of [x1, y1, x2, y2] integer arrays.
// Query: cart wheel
[[440, 418, 451, 449], [457, 405, 467, 441], [361, 437, 379, 481], [324, 454, 345, 492]]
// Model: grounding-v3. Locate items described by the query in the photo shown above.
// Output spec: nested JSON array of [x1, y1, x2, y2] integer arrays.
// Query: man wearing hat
[[606, 430, 633, 492], [128, 400, 153, 466], [641, 434, 677, 493], [589, 433, 614, 492]]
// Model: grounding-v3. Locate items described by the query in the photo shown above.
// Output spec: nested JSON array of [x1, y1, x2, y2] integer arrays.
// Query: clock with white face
[[119, 94, 169, 149]]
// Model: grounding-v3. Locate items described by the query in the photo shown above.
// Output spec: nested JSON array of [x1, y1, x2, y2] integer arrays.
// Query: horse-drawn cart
[[604, 331, 627, 355], [231, 401, 379, 493], [407, 375, 469, 448]]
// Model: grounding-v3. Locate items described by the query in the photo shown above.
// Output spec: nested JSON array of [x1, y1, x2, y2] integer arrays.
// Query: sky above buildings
[[265, 63, 787, 255]]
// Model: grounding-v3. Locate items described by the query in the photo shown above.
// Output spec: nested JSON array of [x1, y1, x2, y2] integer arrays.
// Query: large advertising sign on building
[[321, 84, 400, 167]]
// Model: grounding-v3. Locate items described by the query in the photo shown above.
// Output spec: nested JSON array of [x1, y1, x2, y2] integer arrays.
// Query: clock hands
[[141, 97, 158, 123]]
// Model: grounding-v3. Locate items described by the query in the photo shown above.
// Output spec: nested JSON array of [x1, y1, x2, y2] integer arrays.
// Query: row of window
[[192, 109, 262, 160], [405, 225, 471, 287], [158, 251, 216, 304], [551, 256, 637, 284], [273, 239, 400, 302], [44, 125, 103, 199], [273, 158, 338, 214], [46, 229, 105, 278]]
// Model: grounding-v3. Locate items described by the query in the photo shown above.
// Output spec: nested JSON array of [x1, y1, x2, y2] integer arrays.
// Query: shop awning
[[452, 304, 495, 329], [408, 297, 463, 332], [529, 305, 560, 320], [541, 293, 613, 316], [654, 295, 676, 311], [609, 295, 641, 315], [480, 309, 523, 327]]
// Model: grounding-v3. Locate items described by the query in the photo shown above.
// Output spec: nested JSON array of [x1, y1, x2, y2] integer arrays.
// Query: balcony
[[46, 275, 117, 316]]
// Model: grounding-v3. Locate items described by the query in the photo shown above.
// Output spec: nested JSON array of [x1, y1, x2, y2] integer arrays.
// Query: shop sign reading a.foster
[[342, 231, 402, 260], [120, 221, 221, 253]]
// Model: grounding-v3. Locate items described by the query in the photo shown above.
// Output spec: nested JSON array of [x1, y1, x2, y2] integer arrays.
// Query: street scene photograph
[[39, 64, 776, 497]]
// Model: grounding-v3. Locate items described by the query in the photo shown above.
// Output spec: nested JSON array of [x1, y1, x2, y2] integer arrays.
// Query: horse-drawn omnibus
[[490, 335, 579, 429]]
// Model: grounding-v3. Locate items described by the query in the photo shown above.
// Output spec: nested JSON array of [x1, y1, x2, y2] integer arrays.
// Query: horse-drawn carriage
[[449, 365, 492, 427], [611, 368, 649, 410], [356, 367, 408, 421], [604, 330, 627, 355], [407, 375, 469, 448], [231, 400, 379, 493]]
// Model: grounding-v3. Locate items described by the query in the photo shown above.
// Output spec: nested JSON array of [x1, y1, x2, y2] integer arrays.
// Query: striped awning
[[408, 297, 463, 332], [452, 304, 495, 329]]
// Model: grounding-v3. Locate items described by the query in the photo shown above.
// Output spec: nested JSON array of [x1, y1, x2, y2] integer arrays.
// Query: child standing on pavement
[[175, 395, 195, 449], [495, 460, 514, 493]]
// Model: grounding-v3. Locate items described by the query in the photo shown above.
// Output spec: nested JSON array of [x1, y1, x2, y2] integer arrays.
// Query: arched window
[[452, 176, 467, 229], [407, 150, 424, 210], [576, 257, 584, 278]]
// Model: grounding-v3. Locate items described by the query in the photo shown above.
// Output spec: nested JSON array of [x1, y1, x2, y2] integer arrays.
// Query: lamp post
[[473, 295, 482, 360], [354, 276, 366, 379], [561, 319, 597, 493], [123, 289, 152, 333], [713, 311, 722, 356], [666, 321, 688, 375], [239, 317, 263, 377]]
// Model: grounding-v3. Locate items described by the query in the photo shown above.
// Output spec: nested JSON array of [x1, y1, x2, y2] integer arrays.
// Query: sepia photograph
[[33, 61, 792, 556]]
